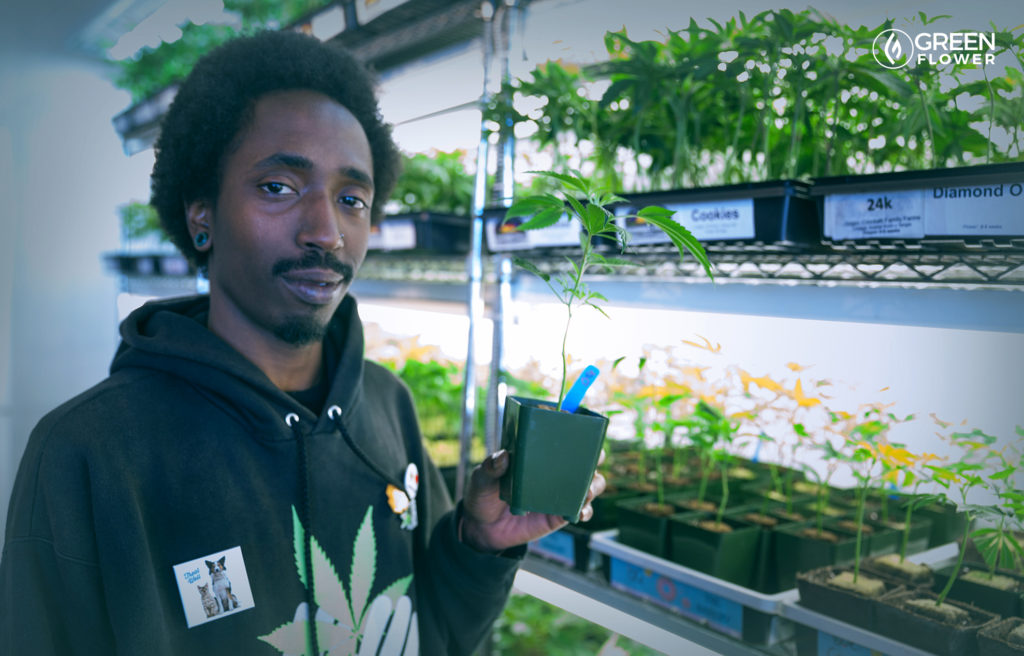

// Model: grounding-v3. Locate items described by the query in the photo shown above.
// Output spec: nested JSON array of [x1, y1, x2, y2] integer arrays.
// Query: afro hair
[[150, 30, 402, 269]]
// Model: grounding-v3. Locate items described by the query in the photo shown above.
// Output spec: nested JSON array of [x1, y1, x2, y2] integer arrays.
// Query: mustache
[[272, 250, 354, 281]]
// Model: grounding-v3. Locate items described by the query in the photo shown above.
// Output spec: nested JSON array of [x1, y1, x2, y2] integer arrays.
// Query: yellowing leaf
[[930, 413, 952, 428], [790, 380, 821, 407], [678, 366, 707, 382], [681, 335, 721, 353], [878, 444, 915, 466], [786, 362, 808, 372]]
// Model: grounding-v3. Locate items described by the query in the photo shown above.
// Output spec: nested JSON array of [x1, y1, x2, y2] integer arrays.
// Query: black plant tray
[[612, 179, 819, 246], [932, 562, 1024, 618], [874, 588, 1000, 656], [811, 161, 1024, 250], [368, 212, 471, 253], [979, 617, 1024, 656], [796, 565, 904, 631]]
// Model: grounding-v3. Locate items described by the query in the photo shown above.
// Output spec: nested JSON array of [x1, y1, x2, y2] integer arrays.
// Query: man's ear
[[186, 200, 212, 252]]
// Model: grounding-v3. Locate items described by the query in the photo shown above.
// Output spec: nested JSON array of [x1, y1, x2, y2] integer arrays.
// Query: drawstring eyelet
[[285, 412, 300, 427], [327, 405, 342, 420]]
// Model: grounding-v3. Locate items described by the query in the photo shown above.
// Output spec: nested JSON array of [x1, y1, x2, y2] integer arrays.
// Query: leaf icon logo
[[884, 32, 902, 65], [872, 29, 914, 69]]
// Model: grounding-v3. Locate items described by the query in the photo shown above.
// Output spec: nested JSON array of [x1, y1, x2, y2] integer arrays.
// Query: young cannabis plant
[[505, 170, 713, 410]]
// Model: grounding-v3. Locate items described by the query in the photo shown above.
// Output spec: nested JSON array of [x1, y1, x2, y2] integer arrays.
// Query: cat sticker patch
[[172, 546, 255, 628]]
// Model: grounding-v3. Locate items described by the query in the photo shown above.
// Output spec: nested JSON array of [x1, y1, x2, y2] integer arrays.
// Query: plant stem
[[716, 461, 729, 525], [557, 305, 572, 409], [899, 501, 912, 562], [854, 483, 866, 583], [815, 486, 825, 535], [935, 512, 972, 606], [698, 457, 710, 504], [656, 447, 665, 506]]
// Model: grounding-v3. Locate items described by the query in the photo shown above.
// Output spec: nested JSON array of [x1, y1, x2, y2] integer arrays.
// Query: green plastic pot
[[499, 395, 608, 522], [616, 495, 674, 558], [668, 512, 761, 587]]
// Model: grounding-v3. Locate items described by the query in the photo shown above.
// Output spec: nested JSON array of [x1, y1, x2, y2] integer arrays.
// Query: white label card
[[173, 546, 255, 628], [666, 199, 755, 241], [925, 182, 1024, 236], [825, 191, 925, 240], [485, 214, 579, 251], [617, 199, 755, 244]]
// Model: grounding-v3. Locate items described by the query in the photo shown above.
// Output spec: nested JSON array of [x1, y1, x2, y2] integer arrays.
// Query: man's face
[[192, 89, 374, 348]]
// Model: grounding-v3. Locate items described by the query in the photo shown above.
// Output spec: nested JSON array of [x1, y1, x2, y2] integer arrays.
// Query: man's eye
[[340, 195, 368, 210], [259, 181, 295, 195]]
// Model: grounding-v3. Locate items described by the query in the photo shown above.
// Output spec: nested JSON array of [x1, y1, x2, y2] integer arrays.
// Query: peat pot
[[796, 565, 903, 630], [874, 588, 999, 656], [499, 396, 608, 522], [979, 617, 1024, 656]]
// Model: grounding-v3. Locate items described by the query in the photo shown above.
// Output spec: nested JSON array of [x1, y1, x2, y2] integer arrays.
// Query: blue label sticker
[[818, 631, 879, 656], [608, 557, 743, 638], [529, 530, 575, 566]]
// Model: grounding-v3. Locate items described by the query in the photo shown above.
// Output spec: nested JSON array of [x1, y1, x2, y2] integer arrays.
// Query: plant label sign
[[925, 180, 1024, 236], [485, 214, 580, 251], [528, 530, 575, 567], [367, 218, 416, 251], [617, 199, 755, 243], [817, 630, 875, 656], [825, 191, 925, 240], [608, 557, 744, 638]]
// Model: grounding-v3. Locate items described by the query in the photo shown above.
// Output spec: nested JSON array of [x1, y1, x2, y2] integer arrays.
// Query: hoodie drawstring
[[286, 412, 319, 656], [327, 404, 404, 488]]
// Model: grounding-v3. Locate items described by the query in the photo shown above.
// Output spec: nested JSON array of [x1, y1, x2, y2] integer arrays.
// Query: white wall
[[0, 54, 152, 542]]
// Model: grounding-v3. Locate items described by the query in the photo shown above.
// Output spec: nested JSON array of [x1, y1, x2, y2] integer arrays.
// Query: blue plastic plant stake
[[561, 365, 600, 414]]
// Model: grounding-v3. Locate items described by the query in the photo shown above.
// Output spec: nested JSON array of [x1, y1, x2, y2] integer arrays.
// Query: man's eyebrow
[[252, 152, 374, 190], [253, 152, 313, 172]]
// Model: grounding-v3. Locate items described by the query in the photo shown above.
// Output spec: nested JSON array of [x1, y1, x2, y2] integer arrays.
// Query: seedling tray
[[784, 542, 959, 656], [590, 530, 797, 646], [612, 179, 819, 246], [528, 524, 602, 572]]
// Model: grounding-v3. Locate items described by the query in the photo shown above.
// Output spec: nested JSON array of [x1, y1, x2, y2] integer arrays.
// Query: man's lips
[[279, 269, 347, 305]]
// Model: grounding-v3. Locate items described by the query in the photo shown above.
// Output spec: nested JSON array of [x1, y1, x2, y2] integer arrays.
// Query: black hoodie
[[1, 294, 520, 655]]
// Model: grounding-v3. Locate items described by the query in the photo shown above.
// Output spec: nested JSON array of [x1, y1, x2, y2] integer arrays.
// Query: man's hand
[[459, 449, 607, 554]]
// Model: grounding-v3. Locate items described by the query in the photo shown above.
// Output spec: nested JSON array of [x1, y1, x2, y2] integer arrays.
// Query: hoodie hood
[[110, 294, 367, 441]]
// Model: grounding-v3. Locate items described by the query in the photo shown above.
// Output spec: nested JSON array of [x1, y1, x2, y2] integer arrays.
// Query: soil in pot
[[668, 512, 760, 587], [875, 588, 999, 656], [979, 617, 1024, 656], [932, 562, 1024, 617], [673, 497, 718, 514], [797, 565, 894, 630], [739, 512, 780, 529], [616, 497, 675, 558], [865, 553, 934, 586], [773, 522, 859, 591]]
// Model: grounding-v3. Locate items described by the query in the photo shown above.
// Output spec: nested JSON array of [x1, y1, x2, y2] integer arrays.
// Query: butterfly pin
[[385, 463, 419, 530]]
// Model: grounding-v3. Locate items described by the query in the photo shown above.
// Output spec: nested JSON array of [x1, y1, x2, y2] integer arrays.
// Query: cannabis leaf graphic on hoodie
[[259, 506, 417, 655]]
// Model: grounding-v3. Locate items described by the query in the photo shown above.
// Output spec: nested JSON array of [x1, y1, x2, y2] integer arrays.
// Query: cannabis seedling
[[506, 170, 713, 410]]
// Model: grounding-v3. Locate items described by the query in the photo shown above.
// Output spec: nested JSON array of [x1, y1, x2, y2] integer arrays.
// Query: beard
[[273, 313, 330, 347]]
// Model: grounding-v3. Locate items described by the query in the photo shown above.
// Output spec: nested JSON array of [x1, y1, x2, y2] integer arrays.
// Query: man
[[1, 31, 604, 655]]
